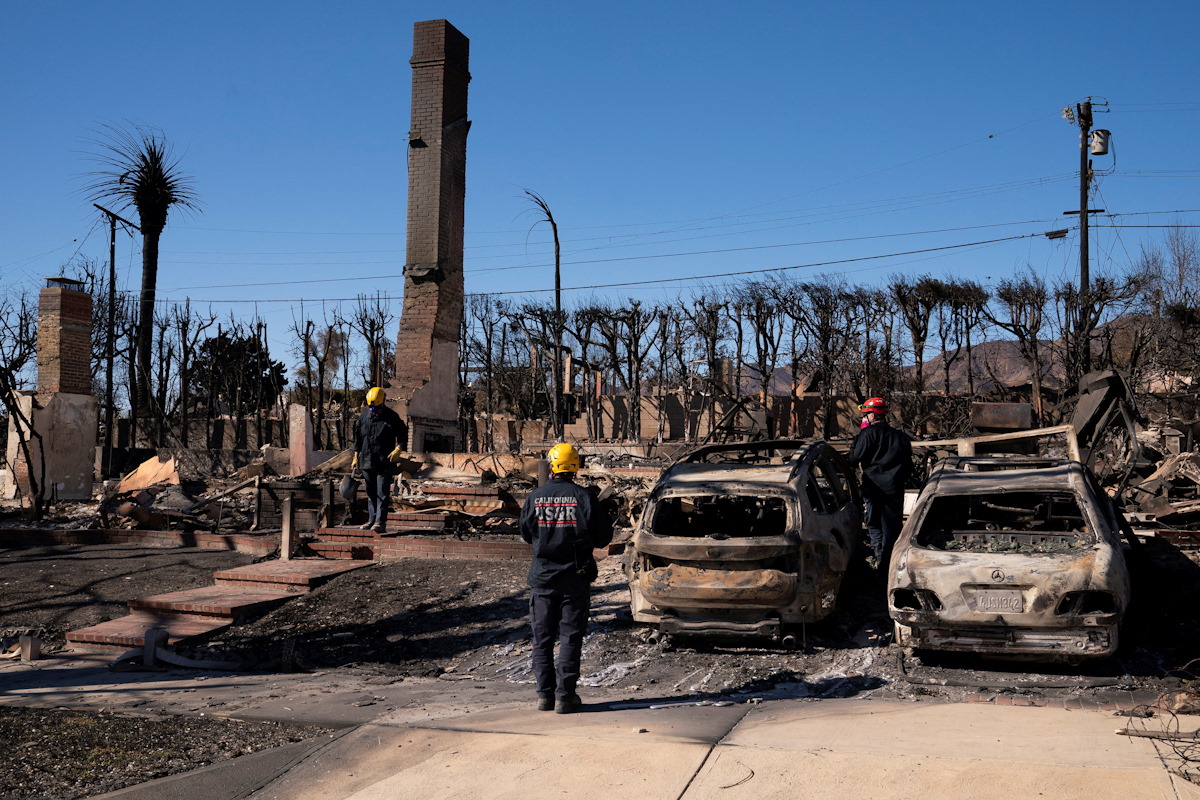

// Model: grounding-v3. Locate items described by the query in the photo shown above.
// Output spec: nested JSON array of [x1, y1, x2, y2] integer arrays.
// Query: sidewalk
[[6, 654, 1198, 800], [101, 695, 1200, 800]]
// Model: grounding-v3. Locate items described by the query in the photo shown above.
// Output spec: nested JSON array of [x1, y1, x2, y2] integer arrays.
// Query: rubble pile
[[1127, 453, 1200, 526]]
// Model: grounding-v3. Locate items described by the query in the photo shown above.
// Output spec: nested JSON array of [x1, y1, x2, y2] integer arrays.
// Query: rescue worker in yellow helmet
[[352, 387, 408, 533], [518, 443, 613, 714]]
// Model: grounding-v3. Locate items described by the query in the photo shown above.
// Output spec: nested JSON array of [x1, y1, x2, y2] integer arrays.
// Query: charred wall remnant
[[4, 278, 99, 502], [393, 19, 470, 452]]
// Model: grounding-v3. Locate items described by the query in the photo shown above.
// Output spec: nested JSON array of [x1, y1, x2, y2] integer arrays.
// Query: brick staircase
[[65, 485, 528, 652], [302, 483, 529, 563], [66, 559, 370, 652], [304, 521, 531, 564]]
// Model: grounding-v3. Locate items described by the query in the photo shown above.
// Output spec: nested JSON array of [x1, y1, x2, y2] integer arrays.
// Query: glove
[[388, 446, 404, 465], [351, 454, 359, 470]]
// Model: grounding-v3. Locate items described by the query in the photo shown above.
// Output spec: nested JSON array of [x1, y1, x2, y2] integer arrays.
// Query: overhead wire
[[158, 218, 1062, 291], [160, 172, 1077, 262], [163, 231, 1044, 303]]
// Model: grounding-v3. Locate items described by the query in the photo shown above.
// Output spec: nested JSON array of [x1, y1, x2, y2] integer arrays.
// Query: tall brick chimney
[[37, 277, 93, 394], [392, 19, 470, 452]]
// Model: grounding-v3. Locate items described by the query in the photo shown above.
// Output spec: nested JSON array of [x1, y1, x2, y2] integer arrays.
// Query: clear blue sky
[[3, 0, 1198, 363]]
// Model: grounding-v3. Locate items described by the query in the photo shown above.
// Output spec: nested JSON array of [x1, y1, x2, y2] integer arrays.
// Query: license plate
[[975, 588, 1023, 613]]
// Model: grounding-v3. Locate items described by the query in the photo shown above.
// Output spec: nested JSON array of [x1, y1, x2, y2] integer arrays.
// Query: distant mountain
[[922, 338, 1066, 395], [732, 337, 1068, 398]]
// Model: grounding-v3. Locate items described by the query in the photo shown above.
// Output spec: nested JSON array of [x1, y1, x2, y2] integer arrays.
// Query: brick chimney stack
[[37, 277, 93, 395], [393, 19, 470, 451]]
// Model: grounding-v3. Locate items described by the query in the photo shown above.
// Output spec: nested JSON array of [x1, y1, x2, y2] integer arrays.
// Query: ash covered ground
[[198, 546, 1200, 705], [5, 540, 1200, 703], [0, 706, 330, 800], [4, 536, 1200, 798]]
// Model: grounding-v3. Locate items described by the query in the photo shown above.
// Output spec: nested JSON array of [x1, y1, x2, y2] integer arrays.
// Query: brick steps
[[372, 538, 530, 561], [307, 523, 532, 563], [128, 585, 297, 618], [67, 612, 231, 652], [387, 510, 458, 525], [66, 559, 371, 652], [213, 560, 369, 591], [304, 541, 376, 560]]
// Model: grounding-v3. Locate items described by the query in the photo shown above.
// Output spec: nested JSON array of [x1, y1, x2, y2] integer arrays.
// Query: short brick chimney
[[37, 277, 93, 395]]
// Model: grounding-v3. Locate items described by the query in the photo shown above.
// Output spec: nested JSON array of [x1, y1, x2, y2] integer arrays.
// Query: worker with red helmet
[[848, 396, 912, 570]]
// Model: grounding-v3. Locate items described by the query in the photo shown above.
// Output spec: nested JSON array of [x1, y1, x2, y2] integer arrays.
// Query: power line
[[481, 234, 1040, 296], [166, 232, 1041, 303], [160, 219, 1063, 290]]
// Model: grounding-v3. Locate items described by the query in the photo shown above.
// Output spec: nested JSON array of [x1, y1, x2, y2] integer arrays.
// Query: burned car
[[889, 457, 1132, 660], [625, 439, 861, 641]]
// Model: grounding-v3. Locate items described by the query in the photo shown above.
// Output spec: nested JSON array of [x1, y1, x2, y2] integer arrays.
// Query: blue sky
[[3, 0, 1198, 361]]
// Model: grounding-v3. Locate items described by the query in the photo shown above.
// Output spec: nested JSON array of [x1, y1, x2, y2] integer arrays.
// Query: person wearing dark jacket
[[352, 386, 408, 533], [519, 442, 613, 714], [848, 396, 912, 569]]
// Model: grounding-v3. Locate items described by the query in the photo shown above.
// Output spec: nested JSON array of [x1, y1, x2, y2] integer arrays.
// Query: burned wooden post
[[280, 495, 297, 561]]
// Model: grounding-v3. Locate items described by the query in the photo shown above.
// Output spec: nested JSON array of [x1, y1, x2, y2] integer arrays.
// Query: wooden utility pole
[[1063, 97, 1109, 376], [93, 204, 139, 478]]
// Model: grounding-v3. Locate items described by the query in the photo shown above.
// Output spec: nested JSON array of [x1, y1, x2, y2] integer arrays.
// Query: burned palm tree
[[84, 123, 198, 441]]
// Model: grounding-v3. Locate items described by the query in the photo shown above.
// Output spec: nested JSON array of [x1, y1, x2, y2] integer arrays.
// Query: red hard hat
[[860, 397, 889, 414]]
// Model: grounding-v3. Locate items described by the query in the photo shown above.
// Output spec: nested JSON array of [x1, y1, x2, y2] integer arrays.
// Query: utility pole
[[1077, 99, 1092, 320], [93, 204, 139, 478], [552, 215, 563, 441], [1062, 97, 1109, 376]]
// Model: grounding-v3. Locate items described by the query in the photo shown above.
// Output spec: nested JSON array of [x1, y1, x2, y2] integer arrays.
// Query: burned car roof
[[925, 459, 1092, 495], [652, 462, 798, 491]]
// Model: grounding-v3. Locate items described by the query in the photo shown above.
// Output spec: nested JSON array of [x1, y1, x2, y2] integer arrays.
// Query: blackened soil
[[0, 706, 331, 800], [205, 558, 532, 676]]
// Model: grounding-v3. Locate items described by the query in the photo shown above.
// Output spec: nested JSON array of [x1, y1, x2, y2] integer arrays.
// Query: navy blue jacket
[[848, 420, 913, 497], [520, 476, 614, 591], [353, 405, 407, 474]]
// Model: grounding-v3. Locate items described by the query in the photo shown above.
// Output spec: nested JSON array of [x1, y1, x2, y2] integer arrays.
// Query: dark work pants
[[530, 586, 590, 699], [362, 469, 393, 527], [865, 490, 904, 568]]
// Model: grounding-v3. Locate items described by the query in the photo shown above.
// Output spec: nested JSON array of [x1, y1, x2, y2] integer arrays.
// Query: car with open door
[[625, 439, 861, 643]]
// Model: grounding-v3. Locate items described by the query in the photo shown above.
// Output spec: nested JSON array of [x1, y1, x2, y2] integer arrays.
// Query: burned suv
[[889, 457, 1131, 660], [625, 440, 860, 642]]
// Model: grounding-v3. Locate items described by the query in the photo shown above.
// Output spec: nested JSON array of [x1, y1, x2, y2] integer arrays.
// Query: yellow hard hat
[[366, 386, 385, 406], [547, 443, 581, 474]]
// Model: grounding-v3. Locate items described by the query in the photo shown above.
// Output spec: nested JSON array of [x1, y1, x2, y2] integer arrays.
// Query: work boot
[[536, 693, 554, 712], [555, 694, 582, 714], [373, 523, 386, 534]]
